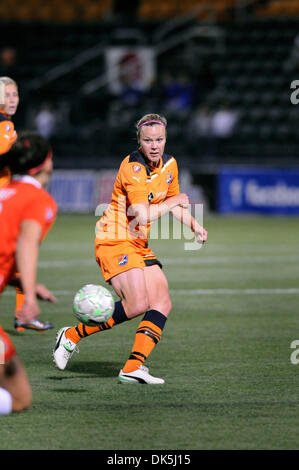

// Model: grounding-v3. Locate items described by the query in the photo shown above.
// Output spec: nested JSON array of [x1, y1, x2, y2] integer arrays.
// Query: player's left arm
[[8, 276, 57, 303], [170, 205, 208, 244], [166, 159, 208, 244], [15, 219, 42, 322]]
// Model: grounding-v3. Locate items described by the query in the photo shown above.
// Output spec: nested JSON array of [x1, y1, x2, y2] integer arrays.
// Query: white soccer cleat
[[53, 327, 79, 370], [118, 365, 165, 384]]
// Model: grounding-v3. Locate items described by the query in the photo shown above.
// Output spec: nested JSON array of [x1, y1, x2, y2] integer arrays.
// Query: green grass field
[[1, 213, 299, 450]]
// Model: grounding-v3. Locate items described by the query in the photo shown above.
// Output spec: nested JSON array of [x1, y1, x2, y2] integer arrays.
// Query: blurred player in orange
[[0, 77, 55, 331], [0, 132, 57, 414], [0, 76, 18, 161], [54, 113, 208, 384]]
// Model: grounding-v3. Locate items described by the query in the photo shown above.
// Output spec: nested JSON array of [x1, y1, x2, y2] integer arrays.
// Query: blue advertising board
[[218, 167, 299, 215], [48, 170, 97, 212]]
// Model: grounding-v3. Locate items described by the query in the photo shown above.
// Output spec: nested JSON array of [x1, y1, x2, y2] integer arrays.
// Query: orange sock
[[15, 287, 25, 317], [122, 314, 166, 373], [66, 316, 116, 344], [65, 300, 128, 344]]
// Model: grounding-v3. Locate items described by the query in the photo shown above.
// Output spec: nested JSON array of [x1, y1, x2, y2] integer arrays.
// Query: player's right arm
[[121, 160, 189, 225], [129, 194, 189, 226], [15, 219, 42, 322]]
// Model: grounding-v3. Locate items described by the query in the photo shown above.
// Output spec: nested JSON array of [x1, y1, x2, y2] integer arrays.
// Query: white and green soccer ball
[[73, 284, 114, 326]]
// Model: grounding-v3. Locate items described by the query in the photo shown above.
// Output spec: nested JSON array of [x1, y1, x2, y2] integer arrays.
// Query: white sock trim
[[0, 387, 13, 415]]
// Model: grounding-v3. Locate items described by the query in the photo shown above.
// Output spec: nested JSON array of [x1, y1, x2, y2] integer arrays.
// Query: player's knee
[[125, 297, 150, 318], [151, 295, 172, 317], [162, 297, 172, 317]]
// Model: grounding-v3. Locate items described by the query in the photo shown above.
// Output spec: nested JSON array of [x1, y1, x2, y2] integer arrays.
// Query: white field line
[[3, 288, 299, 297], [37, 255, 299, 268]]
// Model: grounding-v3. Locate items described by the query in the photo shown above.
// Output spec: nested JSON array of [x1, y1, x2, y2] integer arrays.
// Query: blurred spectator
[[187, 105, 214, 156], [210, 102, 239, 138], [189, 105, 213, 138], [0, 47, 19, 80], [188, 102, 239, 157], [34, 102, 56, 139], [160, 72, 195, 114], [284, 35, 299, 72]]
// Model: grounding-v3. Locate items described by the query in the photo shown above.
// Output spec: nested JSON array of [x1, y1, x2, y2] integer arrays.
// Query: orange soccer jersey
[[0, 110, 17, 188], [0, 111, 17, 156], [0, 175, 57, 292], [95, 149, 180, 280]]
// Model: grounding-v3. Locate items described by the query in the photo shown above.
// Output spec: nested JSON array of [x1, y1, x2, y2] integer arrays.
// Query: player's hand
[[194, 227, 208, 244], [36, 284, 57, 303], [18, 297, 40, 323]]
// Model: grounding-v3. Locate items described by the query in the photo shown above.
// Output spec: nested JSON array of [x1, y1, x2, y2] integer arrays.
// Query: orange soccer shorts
[[0, 325, 16, 363], [95, 242, 160, 282]]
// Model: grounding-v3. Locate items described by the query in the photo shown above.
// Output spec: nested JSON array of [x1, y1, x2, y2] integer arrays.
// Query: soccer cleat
[[118, 365, 165, 384], [53, 327, 79, 370], [14, 317, 54, 332]]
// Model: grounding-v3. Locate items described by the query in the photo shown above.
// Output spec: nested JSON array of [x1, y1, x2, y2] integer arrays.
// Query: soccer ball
[[73, 284, 114, 326]]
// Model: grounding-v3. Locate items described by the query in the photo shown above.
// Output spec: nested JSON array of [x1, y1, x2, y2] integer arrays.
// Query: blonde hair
[[0, 76, 18, 106], [136, 113, 167, 143]]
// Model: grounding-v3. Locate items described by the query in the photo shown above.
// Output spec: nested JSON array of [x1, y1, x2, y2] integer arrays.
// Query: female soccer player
[[0, 76, 18, 158], [54, 113, 208, 384], [0, 77, 55, 331], [0, 132, 57, 414]]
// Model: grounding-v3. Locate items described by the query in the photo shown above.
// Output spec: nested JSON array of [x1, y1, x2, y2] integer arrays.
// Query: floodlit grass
[[1, 214, 299, 450]]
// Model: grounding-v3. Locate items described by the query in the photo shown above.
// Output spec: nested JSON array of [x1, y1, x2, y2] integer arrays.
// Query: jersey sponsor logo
[[118, 254, 128, 266], [148, 192, 154, 202], [5, 124, 11, 132], [166, 172, 172, 184]]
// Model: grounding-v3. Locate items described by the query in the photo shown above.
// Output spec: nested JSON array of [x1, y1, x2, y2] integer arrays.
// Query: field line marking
[[3, 288, 299, 297], [37, 255, 299, 268]]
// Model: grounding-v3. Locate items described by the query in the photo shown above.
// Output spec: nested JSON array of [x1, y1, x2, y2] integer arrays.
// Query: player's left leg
[[119, 265, 172, 384]]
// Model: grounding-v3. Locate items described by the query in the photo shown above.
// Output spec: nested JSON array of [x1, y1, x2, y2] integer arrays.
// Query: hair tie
[[28, 149, 53, 176], [138, 120, 166, 129]]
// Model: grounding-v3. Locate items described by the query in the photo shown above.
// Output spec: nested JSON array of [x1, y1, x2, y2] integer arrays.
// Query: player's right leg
[[53, 268, 149, 370]]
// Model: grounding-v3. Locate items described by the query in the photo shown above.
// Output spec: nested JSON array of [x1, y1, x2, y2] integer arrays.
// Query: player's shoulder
[[11, 180, 56, 206], [161, 153, 178, 172], [121, 151, 148, 176], [40, 185, 56, 203]]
